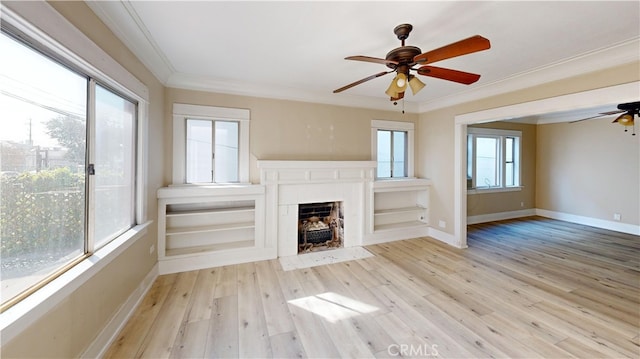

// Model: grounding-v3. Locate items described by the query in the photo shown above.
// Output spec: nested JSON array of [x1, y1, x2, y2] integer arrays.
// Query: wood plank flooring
[[105, 216, 639, 358]]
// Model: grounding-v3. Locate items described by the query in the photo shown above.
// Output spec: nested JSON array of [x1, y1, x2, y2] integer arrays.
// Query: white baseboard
[[536, 209, 640, 236], [363, 225, 430, 246], [428, 227, 466, 248], [467, 209, 536, 225], [83, 263, 159, 358]]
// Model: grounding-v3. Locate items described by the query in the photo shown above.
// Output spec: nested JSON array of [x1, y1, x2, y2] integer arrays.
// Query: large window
[[467, 127, 521, 190], [371, 120, 415, 179], [0, 29, 137, 309], [173, 103, 249, 184]]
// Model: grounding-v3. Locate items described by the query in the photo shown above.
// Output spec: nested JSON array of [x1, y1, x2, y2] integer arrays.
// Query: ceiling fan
[[570, 101, 639, 135], [333, 24, 491, 101]]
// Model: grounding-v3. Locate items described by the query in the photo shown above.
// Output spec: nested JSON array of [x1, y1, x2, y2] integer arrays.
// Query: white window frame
[[172, 103, 250, 185], [1, 1, 150, 344], [467, 127, 522, 194], [371, 120, 415, 179]]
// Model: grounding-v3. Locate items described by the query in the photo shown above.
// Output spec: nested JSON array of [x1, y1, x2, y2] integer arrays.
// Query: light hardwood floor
[[105, 217, 640, 358]]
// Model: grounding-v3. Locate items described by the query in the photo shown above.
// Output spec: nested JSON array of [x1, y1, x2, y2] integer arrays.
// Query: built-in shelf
[[166, 221, 255, 236], [374, 220, 428, 231], [366, 178, 431, 244], [165, 240, 255, 257], [157, 185, 273, 274], [166, 206, 254, 217]]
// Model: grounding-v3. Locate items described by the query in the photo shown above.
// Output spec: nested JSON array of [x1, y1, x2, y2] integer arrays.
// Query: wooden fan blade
[[417, 66, 481, 85], [333, 71, 393, 93], [414, 35, 490, 65], [345, 56, 399, 66], [569, 110, 625, 123]]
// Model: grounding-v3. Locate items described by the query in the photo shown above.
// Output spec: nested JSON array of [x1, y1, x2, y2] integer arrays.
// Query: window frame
[[371, 120, 415, 179], [467, 127, 522, 193], [172, 103, 250, 185], [0, 1, 149, 320]]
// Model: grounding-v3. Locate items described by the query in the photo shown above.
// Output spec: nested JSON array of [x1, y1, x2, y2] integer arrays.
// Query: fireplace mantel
[[258, 160, 376, 257], [258, 160, 377, 184]]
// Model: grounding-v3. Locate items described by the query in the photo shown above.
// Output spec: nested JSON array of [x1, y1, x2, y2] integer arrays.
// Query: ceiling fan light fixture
[[408, 75, 425, 95], [395, 73, 408, 88], [613, 113, 634, 126], [385, 81, 399, 98]]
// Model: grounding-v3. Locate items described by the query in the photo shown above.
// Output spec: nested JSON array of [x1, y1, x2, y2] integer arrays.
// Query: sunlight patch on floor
[[288, 291, 379, 323]]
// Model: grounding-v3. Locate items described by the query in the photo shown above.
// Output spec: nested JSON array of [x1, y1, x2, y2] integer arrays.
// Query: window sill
[[467, 186, 523, 195], [0, 221, 152, 345]]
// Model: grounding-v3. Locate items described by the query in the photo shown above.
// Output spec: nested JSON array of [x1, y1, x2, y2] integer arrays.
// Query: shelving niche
[[365, 178, 430, 244], [157, 185, 273, 274]]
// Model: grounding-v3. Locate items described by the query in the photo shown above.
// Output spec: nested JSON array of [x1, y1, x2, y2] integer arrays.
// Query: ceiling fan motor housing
[[385, 46, 422, 70]]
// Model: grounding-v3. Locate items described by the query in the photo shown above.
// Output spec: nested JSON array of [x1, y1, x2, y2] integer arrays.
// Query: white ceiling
[[87, 1, 639, 116]]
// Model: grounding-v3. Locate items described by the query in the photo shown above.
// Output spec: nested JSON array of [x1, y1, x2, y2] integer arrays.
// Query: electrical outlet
[[520, 201, 525, 208], [438, 220, 446, 229], [149, 244, 155, 255], [613, 213, 621, 221]]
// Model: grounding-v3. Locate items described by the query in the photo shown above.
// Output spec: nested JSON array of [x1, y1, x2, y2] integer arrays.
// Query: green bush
[[1, 167, 85, 259]]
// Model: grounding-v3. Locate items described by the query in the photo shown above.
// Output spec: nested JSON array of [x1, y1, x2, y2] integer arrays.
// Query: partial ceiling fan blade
[[569, 110, 625, 123], [417, 66, 481, 85], [414, 35, 490, 65], [333, 71, 393, 93], [345, 56, 399, 66]]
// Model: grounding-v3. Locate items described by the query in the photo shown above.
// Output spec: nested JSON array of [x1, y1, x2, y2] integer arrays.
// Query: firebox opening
[[298, 201, 344, 253]]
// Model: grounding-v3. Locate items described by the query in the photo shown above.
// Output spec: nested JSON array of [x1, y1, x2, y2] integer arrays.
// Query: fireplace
[[257, 160, 377, 257], [298, 201, 344, 253]]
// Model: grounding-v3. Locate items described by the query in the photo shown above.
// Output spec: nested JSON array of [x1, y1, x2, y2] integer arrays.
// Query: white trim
[[467, 209, 536, 225], [428, 227, 466, 249], [454, 81, 640, 248], [82, 263, 158, 358], [536, 209, 640, 236], [371, 120, 415, 178], [85, 1, 174, 84], [1, 2, 148, 102], [172, 103, 250, 184], [465, 208, 639, 235], [0, 222, 152, 346], [467, 187, 522, 195], [456, 82, 640, 124], [467, 127, 522, 137], [420, 38, 640, 113]]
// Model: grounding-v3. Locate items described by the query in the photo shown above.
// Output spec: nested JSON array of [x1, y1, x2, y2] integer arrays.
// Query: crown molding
[[418, 38, 640, 113], [166, 72, 421, 113], [86, 1, 174, 83], [86, 1, 638, 114]]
